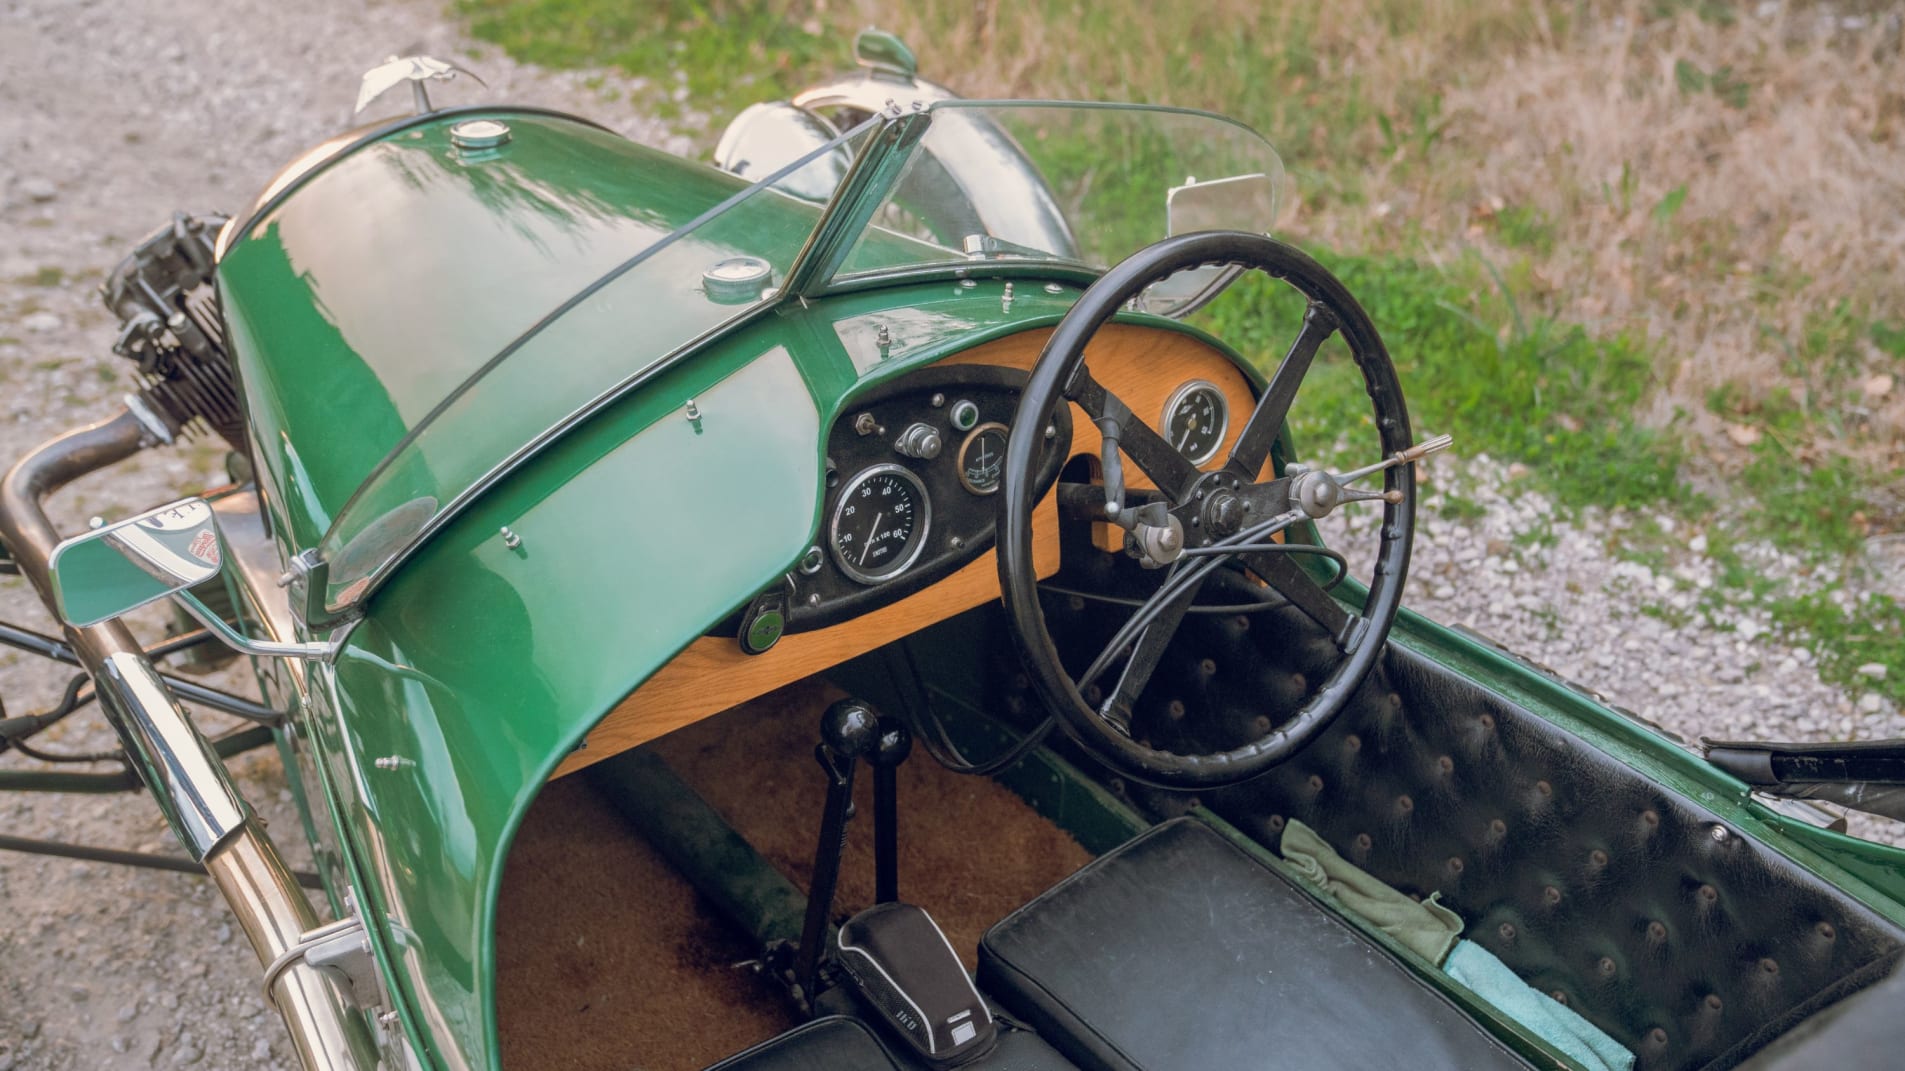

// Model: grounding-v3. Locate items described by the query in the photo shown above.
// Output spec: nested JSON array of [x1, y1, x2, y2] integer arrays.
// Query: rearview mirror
[[50, 498, 223, 627]]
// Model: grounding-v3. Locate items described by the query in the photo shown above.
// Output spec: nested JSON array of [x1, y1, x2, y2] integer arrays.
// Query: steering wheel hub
[[1192, 471, 1250, 538]]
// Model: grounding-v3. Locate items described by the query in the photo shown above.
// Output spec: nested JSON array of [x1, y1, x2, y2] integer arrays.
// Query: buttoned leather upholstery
[[1006, 559, 1905, 1071]]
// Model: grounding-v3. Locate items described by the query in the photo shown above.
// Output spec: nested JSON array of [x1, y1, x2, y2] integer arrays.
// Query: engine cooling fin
[[101, 212, 246, 450]]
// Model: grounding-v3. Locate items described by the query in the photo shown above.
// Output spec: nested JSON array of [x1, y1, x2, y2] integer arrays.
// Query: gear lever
[[792, 698, 997, 1064], [870, 713, 911, 905], [793, 698, 912, 1008]]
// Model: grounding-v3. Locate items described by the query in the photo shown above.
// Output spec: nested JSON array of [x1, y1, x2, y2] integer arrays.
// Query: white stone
[[1856, 662, 1888, 681], [1859, 693, 1884, 714], [22, 311, 61, 332], [20, 177, 57, 201]]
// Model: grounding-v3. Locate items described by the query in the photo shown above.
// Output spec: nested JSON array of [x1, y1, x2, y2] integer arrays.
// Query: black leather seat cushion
[[704, 1016, 900, 1071], [978, 818, 1530, 1071], [1010, 558, 1905, 1071]]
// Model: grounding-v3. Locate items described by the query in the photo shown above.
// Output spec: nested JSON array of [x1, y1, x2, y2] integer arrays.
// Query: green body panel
[[289, 278, 1092, 1071], [214, 110, 949, 612], [217, 110, 756, 546]]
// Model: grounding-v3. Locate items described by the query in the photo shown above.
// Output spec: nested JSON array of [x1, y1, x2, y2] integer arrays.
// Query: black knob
[[821, 700, 881, 758], [870, 718, 913, 768]]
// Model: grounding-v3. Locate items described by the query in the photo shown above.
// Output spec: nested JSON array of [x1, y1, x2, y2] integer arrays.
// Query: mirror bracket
[[173, 589, 339, 662]]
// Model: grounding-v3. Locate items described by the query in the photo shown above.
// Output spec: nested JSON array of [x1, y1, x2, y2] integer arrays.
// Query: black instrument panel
[[734, 365, 1072, 646]]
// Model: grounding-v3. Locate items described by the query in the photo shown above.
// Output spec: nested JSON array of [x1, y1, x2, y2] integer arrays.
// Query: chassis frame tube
[[0, 619, 284, 720], [0, 409, 379, 1069]]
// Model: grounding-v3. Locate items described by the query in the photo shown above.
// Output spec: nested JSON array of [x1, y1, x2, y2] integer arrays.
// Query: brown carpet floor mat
[[651, 679, 1095, 971], [496, 677, 1094, 1071], [495, 775, 797, 1071]]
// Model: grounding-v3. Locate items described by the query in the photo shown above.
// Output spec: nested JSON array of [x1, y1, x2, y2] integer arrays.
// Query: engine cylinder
[[101, 212, 245, 449]]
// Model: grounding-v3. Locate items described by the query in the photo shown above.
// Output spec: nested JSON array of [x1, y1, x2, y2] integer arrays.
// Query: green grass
[[1493, 205, 1558, 255], [1198, 250, 1689, 513], [456, 0, 836, 121], [453, 0, 1549, 177], [1767, 590, 1905, 709], [1437, 493, 1488, 523]]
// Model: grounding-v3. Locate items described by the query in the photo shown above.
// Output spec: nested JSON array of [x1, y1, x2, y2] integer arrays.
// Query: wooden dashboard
[[551, 323, 1258, 778]]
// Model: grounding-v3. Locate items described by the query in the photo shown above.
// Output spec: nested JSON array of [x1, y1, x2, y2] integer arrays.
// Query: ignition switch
[[893, 422, 943, 460]]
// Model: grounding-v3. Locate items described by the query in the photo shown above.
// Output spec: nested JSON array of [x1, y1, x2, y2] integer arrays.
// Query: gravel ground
[[0, 2, 676, 1069], [0, 2, 1899, 1070]]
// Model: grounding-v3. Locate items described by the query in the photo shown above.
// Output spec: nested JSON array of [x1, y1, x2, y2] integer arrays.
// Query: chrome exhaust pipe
[[0, 410, 380, 1069]]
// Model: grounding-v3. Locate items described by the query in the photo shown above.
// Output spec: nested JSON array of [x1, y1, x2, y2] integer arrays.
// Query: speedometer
[[829, 464, 931, 585], [1162, 380, 1228, 465]]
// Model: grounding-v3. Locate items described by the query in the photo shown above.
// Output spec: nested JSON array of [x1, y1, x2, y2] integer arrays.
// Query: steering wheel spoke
[[1081, 572, 1207, 732], [1237, 549, 1360, 652], [1226, 301, 1338, 480], [1067, 365, 1203, 503]]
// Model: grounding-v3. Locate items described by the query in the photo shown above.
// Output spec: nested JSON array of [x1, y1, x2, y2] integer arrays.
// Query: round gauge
[[829, 464, 932, 585], [957, 422, 1010, 495], [1162, 380, 1229, 464]]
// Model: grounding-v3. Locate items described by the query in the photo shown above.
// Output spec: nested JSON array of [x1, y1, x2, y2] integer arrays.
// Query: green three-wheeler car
[[3, 36, 1903, 1071]]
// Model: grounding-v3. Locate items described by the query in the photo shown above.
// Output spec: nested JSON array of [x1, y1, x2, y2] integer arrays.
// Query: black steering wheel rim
[[997, 230, 1416, 789]]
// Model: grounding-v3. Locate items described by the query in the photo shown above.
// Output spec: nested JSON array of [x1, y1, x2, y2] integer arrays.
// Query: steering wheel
[[998, 231, 1438, 789]]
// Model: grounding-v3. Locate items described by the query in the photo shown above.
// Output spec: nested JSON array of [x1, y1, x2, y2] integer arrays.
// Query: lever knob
[[870, 717, 913, 768], [821, 700, 881, 758]]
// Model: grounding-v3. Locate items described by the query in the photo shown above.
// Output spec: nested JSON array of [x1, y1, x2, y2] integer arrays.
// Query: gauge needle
[[860, 512, 883, 565], [1176, 421, 1194, 450]]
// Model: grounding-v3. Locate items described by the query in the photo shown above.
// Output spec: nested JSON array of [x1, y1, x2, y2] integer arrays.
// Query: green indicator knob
[[951, 399, 980, 431]]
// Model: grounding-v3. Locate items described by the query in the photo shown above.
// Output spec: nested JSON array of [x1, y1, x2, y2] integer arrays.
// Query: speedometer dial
[[1162, 380, 1228, 465], [829, 464, 931, 585]]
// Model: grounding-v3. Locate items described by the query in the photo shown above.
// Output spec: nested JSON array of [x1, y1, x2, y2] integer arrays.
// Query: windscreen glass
[[833, 101, 1283, 316]]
